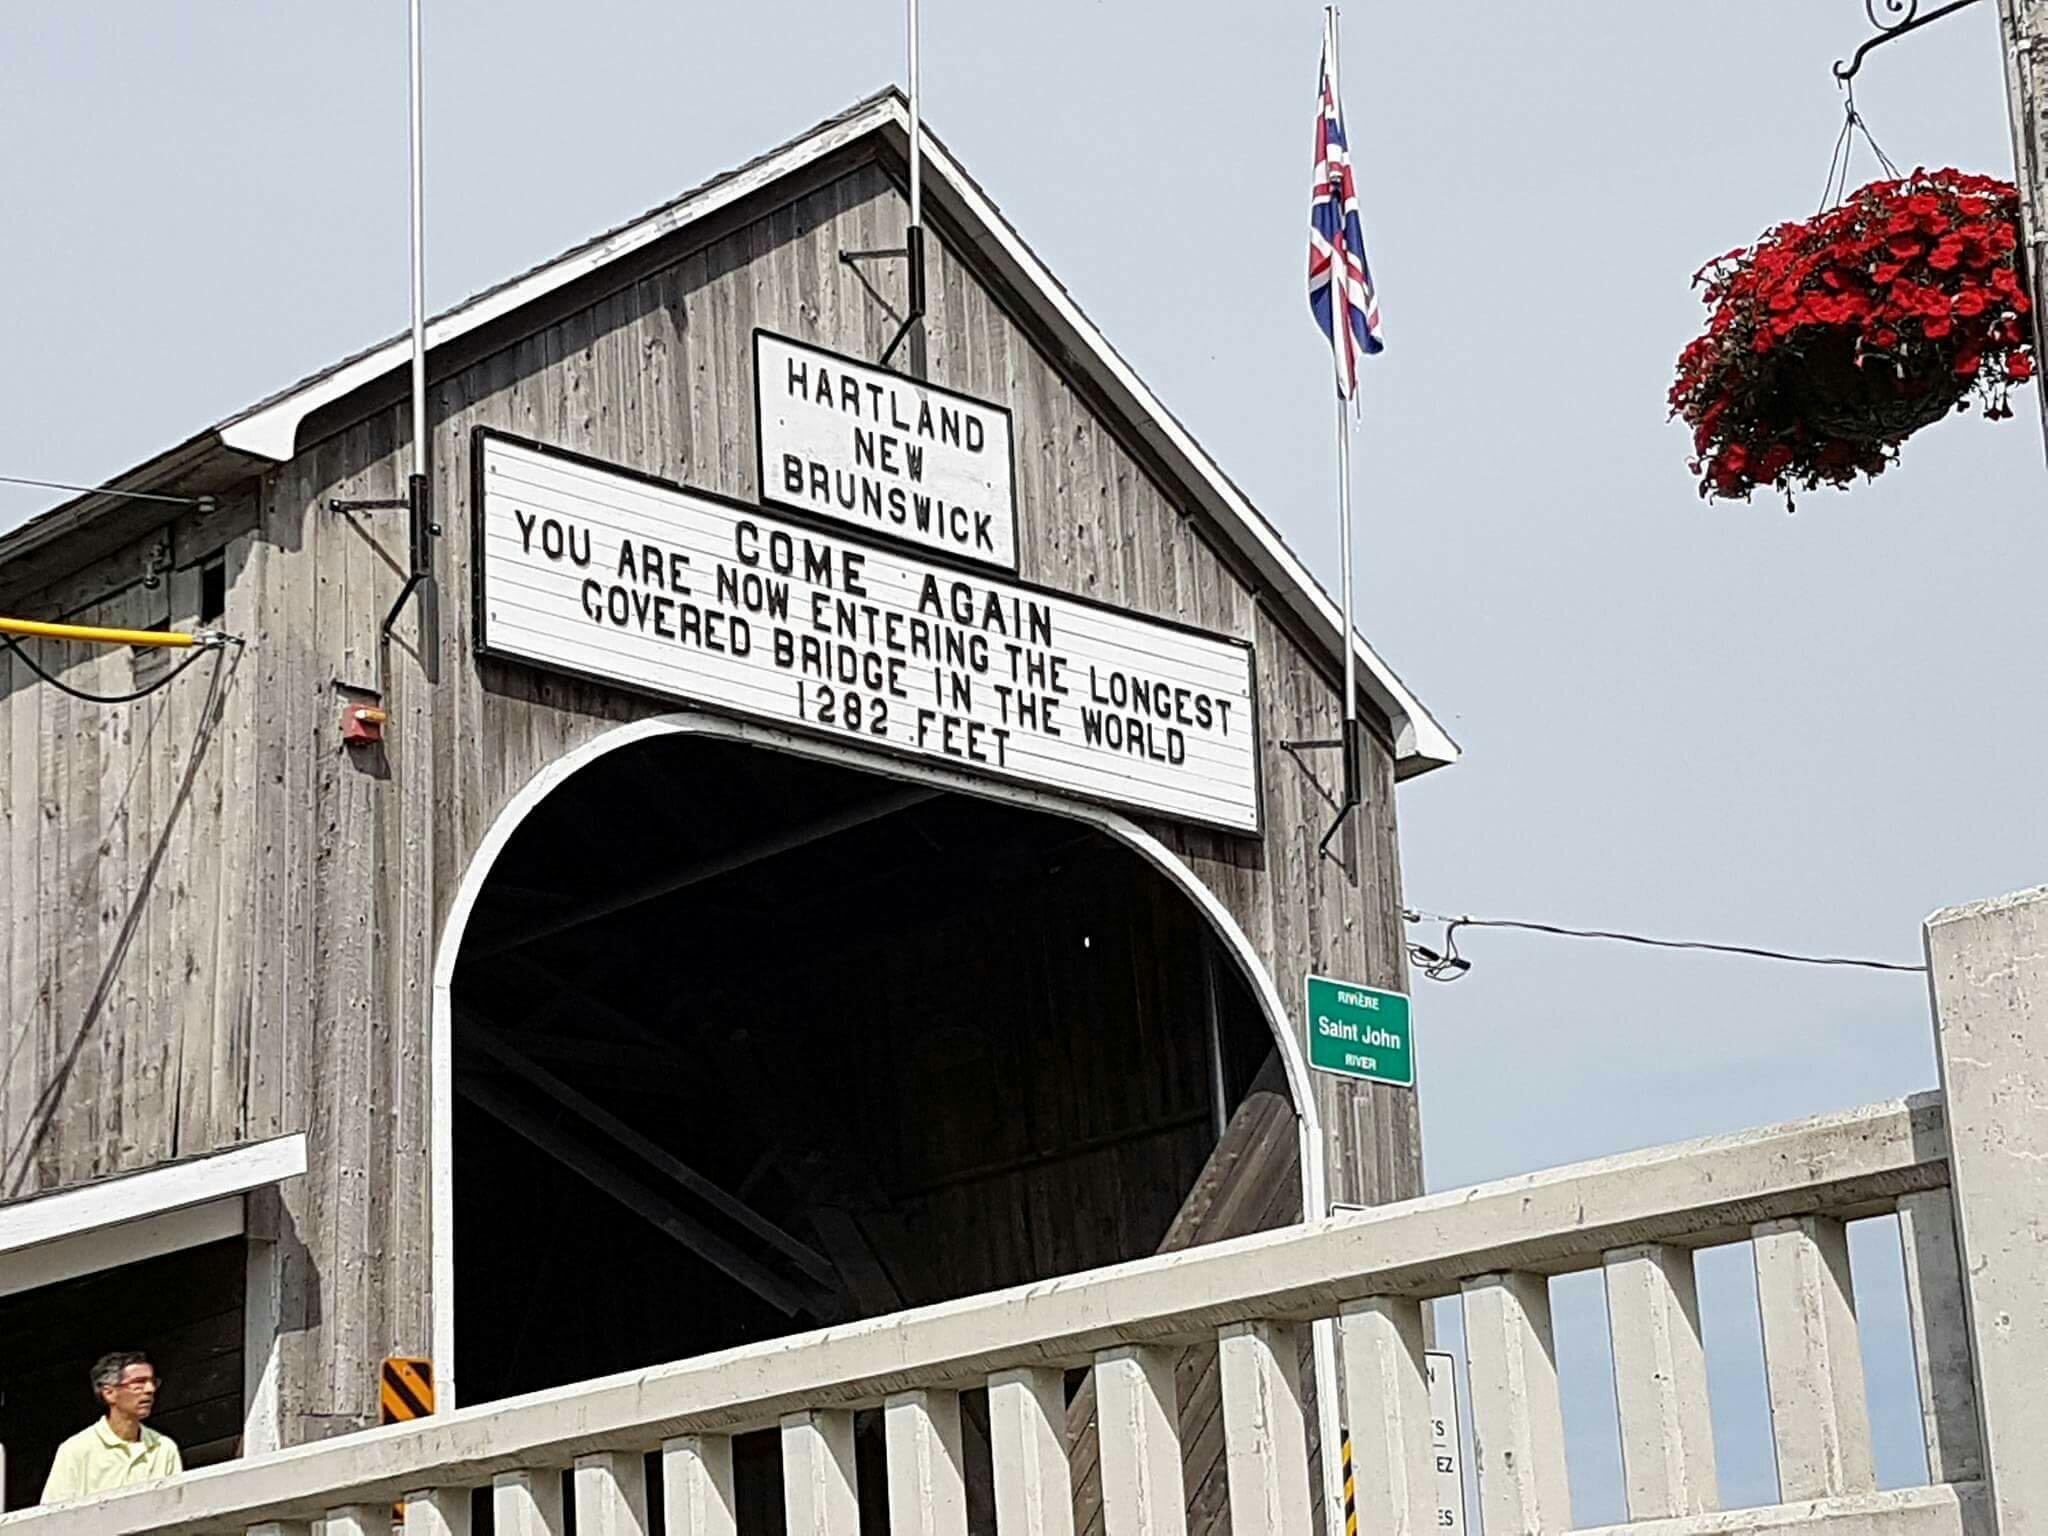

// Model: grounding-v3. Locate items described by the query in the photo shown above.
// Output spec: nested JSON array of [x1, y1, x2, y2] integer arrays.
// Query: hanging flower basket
[[1670, 169, 2033, 504]]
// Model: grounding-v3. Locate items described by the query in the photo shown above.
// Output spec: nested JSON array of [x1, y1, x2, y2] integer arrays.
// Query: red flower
[[1672, 169, 2030, 503]]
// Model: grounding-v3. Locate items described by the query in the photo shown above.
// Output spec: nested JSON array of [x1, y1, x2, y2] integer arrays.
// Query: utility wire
[[1403, 907, 1926, 978], [0, 474, 214, 508], [2, 632, 221, 705]]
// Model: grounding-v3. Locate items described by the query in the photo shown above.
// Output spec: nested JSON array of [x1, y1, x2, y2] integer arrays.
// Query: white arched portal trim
[[427, 713, 1333, 1461]]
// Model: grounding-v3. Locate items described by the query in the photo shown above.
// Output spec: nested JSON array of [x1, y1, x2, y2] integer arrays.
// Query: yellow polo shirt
[[39, 1418, 183, 1503]]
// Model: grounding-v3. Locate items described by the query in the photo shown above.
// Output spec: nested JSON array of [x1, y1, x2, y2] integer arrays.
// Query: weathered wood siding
[[0, 149, 1419, 1441]]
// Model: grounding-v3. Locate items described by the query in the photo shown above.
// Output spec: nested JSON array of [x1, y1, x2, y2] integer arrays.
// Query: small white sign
[[477, 433, 1261, 833], [1425, 1351, 1468, 1536], [754, 330, 1019, 571]]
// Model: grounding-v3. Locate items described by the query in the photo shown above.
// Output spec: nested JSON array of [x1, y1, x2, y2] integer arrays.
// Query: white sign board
[[754, 330, 1019, 571], [476, 433, 1262, 833], [1425, 1351, 1468, 1536]]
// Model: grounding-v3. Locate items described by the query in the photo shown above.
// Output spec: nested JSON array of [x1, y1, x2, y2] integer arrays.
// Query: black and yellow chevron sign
[[380, 1356, 436, 1424], [1342, 1433, 1357, 1536]]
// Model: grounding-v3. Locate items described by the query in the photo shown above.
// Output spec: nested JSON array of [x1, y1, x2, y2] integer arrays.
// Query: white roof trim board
[[123, 95, 1458, 775], [0, 1133, 308, 1256]]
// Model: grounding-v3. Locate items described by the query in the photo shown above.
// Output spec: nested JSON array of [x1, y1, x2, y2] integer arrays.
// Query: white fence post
[[573, 1454, 647, 1536], [1927, 887, 2048, 1535], [1895, 1189, 1985, 1484], [782, 1409, 860, 1536], [494, 1470, 566, 1536], [1218, 1321, 1313, 1536], [988, 1366, 1076, 1536], [1336, 1297, 1434, 1536], [1462, 1272, 1571, 1536], [885, 1389, 969, 1536], [1752, 1215, 1875, 1500], [325, 1506, 390, 1536], [1095, 1345, 1187, 1536], [1604, 1243, 1718, 1518], [662, 1435, 737, 1536], [403, 1488, 472, 1536]]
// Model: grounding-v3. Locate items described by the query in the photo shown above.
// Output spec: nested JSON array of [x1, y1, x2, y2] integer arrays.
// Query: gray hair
[[90, 1351, 151, 1395]]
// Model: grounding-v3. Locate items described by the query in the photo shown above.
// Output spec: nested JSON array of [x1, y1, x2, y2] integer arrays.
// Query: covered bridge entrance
[[445, 727, 1310, 1530]]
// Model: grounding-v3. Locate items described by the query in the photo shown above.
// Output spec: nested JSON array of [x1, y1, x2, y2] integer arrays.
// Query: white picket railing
[[0, 1092, 1978, 1536], [14, 881, 2048, 1536]]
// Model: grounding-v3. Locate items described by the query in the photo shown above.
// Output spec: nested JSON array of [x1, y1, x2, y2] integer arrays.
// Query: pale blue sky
[[4, 2, 2042, 1524]]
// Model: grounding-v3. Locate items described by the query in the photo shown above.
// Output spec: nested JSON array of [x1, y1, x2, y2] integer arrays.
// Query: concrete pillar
[[1895, 1190, 1984, 1484], [1095, 1345, 1187, 1536], [403, 1488, 472, 1536], [1337, 1296, 1435, 1536], [885, 1390, 969, 1536], [325, 1507, 391, 1536], [1752, 1215, 1874, 1500], [662, 1435, 737, 1536], [573, 1452, 648, 1536], [988, 1366, 1076, 1536], [494, 1470, 566, 1536], [782, 1409, 860, 1536], [1926, 887, 2048, 1534], [1218, 1321, 1314, 1536], [1604, 1244, 1718, 1518], [1461, 1272, 1571, 1536]]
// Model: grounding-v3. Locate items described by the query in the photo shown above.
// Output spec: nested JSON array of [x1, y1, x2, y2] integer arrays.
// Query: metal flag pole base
[[1278, 719, 1365, 868]]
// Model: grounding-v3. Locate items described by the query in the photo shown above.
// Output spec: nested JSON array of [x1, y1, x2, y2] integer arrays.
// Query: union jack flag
[[1308, 13, 1382, 400]]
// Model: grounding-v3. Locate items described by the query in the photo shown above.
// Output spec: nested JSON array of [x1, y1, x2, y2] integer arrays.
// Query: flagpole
[[1336, 395, 1358, 812], [1329, 4, 1360, 821], [1320, 406, 1359, 1536], [1317, 18, 1359, 1536]]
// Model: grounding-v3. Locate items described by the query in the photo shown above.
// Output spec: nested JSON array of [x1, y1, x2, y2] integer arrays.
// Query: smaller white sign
[[1425, 1351, 1469, 1536], [754, 330, 1019, 571]]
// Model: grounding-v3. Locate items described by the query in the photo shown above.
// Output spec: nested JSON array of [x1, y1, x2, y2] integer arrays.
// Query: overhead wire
[[2, 632, 232, 705], [1403, 907, 1926, 979]]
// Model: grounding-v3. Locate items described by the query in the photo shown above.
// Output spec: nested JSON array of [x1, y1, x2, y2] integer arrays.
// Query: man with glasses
[[39, 1351, 183, 1504]]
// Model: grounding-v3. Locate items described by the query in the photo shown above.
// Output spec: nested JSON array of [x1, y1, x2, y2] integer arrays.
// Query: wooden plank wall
[[0, 150, 1420, 1443]]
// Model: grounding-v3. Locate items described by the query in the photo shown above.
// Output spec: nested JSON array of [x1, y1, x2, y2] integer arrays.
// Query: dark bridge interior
[[451, 735, 1280, 1417]]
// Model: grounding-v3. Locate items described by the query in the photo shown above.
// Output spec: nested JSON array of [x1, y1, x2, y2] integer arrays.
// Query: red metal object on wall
[[340, 702, 388, 746]]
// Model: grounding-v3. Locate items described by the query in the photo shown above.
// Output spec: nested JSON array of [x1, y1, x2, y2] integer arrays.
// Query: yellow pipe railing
[[0, 616, 201, 649]]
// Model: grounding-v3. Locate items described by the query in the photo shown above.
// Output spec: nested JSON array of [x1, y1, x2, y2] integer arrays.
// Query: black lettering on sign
[[514, 509, 590, 566], [715, 565, 791, 620]]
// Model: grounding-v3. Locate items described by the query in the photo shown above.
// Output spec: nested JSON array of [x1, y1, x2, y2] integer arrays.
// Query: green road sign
[[1304, 975, 1414, 1088]]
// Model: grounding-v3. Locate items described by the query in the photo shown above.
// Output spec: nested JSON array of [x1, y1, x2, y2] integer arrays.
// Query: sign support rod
[[382, 0, 436, 641]]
